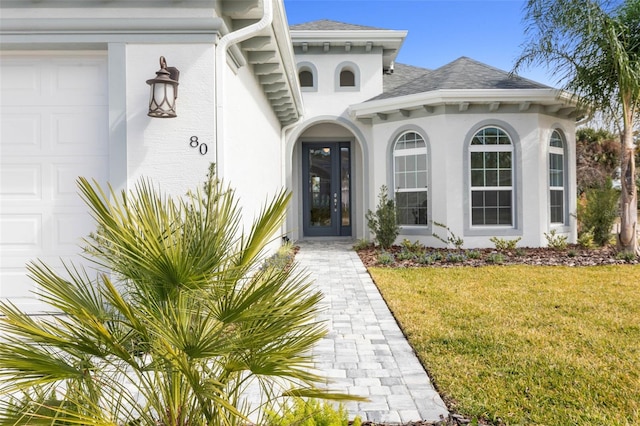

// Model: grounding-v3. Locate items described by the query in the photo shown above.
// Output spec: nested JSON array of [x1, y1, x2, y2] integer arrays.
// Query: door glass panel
[[341, 146, 350, 227], [309, 147, 332, 227]]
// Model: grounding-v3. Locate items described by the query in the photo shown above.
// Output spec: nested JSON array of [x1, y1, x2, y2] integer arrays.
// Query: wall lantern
[[146, 56, 180, 118]]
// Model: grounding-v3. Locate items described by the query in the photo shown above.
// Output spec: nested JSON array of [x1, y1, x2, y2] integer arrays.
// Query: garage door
[[0, 53, 109, 313]]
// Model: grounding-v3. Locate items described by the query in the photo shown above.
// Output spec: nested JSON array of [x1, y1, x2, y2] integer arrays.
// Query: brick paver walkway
[[297, 240, 448, 424]]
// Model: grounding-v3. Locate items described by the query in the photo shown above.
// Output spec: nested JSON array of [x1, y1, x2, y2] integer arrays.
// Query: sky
[[283, 0, 558, 87]]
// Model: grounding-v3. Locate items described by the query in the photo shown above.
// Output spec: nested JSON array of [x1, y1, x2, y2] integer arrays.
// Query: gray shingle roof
[[372, 57, 551, 101], [383, 63, 432, 93], [289, 19, 390, 31]]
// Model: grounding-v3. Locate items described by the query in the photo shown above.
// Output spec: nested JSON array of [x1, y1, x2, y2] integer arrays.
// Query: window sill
[[399, 225, 431, 236], [465, 226, 522, 237]]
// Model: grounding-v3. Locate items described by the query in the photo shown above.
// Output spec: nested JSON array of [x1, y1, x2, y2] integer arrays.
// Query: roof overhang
[[349, 89, 585, 121], [290, 29, 407, 70], [0, 0, 302, 126], [221, 0, 303, 125]]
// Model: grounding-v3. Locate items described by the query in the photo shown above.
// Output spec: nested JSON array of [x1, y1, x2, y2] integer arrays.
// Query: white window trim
[[549, 130, 566, 226], [469, 128, 514, 228], [393, 131, 429, 228], [297, 61, 318, 92], [334, 61, 360, 92]]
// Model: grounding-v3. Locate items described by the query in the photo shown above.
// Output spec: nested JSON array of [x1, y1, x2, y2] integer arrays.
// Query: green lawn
[[369, 265, 640, 425]]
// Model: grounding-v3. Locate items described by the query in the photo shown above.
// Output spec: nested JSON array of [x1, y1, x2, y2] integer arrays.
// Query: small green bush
[[489, 236, 522, 251], [432, 251, 444, 261], [377, 251, 395, 265], [352, 239, 371, 251], [446, 253, 467, 263], [417, 254, 435, 265], [262, 241, 296, 271], [432, 221, 464, 249], [577, 230, 596, 249], [615, 251, 637, 262], [467, 250, 482, 259], [486, 252, 505, 264], [264, 398, 361, 426], [577, 181, 619, 246], [544, 229, 568, 250], [400, 239, 425, 255], [366, 185, 400, 249], [397, 249, 417, 261]]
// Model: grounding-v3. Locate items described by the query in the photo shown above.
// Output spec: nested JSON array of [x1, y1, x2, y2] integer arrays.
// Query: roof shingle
[[289, 19, 391, 31], [372, 57, 551, 101]]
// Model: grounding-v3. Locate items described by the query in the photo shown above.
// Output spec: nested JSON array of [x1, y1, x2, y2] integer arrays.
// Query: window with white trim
[[394, 132, 428, 225], [470, 127, 514, 226], [549, 130, 565, 224]]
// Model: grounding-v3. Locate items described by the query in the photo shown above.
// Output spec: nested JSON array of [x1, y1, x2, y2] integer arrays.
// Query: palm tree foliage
[[0, 165, 350, 425], [515, 0, 640, 255]]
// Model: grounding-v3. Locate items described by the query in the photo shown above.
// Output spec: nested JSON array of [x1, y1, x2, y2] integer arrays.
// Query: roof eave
[[290, 29, 407, 69], [349, 89, 584, 121]]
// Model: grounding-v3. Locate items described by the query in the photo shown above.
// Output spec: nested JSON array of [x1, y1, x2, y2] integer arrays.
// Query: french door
[[302, 142, 352, 237]]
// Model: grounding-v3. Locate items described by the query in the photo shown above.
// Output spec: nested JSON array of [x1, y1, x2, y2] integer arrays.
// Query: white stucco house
[[1, 0, 580, 310]]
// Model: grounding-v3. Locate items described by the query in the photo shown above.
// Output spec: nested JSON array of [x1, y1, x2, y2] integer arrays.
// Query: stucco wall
[[126, 44, 216, 198], [223, 60, 287, 229], [366, 109, 577, 248], [296, 50, 384, 118], [125, 43, 286, 236]]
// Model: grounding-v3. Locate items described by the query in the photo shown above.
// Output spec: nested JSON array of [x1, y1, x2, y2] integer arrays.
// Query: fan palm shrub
[[0, 165, 351, 425]]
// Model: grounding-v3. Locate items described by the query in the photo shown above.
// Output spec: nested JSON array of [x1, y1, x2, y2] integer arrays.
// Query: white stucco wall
[[124, 44, 287, 239], [126, 43, 216, 198], [365, 108, 577, 248], [223, 60, 287, 231], [296, 50, 384, 118]]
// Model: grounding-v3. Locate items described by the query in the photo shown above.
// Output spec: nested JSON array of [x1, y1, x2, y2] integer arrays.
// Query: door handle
[[333, 193, 338, 211]]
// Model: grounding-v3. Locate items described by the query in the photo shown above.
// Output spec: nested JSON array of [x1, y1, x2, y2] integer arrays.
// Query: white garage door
[[0, 53, 109, 313]]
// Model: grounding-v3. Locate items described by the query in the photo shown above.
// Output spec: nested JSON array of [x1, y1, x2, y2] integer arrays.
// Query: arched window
[[394, 132, 428, 225], [298, 70, 314, 87], [549, 130, 565, 224], [339, 69, 355, 87], [296, 62, 317, 91], [470, 127, 514, 226], [335, 62, 359, 91]]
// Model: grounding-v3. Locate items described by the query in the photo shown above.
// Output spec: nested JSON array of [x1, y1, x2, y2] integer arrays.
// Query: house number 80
[[189, 136, 208, 155]]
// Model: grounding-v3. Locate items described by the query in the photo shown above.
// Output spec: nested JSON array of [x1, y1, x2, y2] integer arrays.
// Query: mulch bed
[[355, 244, 638, 268]]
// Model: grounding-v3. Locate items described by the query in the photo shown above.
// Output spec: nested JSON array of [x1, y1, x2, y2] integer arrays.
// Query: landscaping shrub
[[400, 239, 425, 255], [467, 250, 482, 259], [544, 229, 569, 250], [489, 236, 521, 251], [0, 165, 353, 425], [365, 185, 400, 250], [377, 251, 395, 265], [264, 398, 361, 426], [432, 221, 464, 249], [486, 252, 505, 264], [577, 229, 596, 248], [352, 239, 371, 251], [577, 180, 620, 246]]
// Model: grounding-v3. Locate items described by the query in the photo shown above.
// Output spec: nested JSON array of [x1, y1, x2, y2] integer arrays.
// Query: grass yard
[[369, 265, 640, 425]]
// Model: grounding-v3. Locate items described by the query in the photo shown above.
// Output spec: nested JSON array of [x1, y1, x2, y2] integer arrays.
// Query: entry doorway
[[302, 142, 352, 237]]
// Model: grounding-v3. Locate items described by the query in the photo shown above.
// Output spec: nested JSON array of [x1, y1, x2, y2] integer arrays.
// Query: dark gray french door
[[302, 142, 352, 237]]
